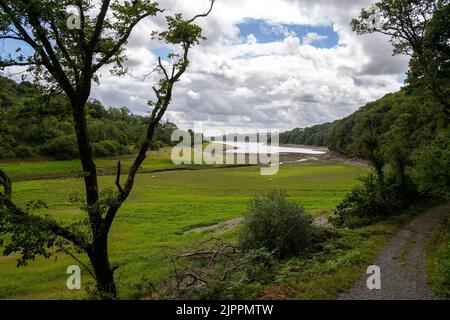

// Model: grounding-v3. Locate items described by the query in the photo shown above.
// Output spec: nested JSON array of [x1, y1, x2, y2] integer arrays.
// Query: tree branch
[[88, 0, 112, 50], [92, 11, 158, 73], [0, 195, 90, 251], [0, 169, 12, 200], [188, 0, 216, 23], [115, 161, 124, 195]]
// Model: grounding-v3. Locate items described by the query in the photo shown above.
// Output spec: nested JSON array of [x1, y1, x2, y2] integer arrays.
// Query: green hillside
[[0, 76, 176, 160]]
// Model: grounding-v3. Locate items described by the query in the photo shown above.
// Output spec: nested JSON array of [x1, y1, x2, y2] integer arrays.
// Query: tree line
[[0, 76, 178, 160]]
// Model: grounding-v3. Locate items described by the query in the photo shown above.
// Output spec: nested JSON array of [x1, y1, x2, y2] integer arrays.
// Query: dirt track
[[338, 204, 449, 300]]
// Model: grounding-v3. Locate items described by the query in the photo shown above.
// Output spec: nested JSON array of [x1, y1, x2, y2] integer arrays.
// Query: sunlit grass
[[0, 160, 367, 299]]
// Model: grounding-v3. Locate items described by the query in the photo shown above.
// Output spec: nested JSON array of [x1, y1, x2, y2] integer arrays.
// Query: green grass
[[0, 144, 243, 181], [0, 148, 179, 180], [0, 159, 367, 299], [427, 207, 450, 299]]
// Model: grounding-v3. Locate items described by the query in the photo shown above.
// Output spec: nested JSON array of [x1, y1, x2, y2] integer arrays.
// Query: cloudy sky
[[91, 0, 410, 133]]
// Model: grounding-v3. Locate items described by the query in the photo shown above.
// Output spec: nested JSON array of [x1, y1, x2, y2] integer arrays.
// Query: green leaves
[[0, 194, 90, 267], [0, 0, 162, 86], [351, 0, 445, 56], [154, 13, 205, 48]]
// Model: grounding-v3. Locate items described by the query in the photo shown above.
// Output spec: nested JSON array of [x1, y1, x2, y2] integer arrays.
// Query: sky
[[7, 0, 411, 133]]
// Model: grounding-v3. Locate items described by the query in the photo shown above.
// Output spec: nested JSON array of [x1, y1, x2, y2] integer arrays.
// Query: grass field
[[0, 155, 368, 299], [0, 148, 180, 180]]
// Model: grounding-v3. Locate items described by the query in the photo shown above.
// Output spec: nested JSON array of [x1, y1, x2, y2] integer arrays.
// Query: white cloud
[[303, 32, 328, 45], [90, 0, 410, 132], [187, 90, 201, 100], [234, 87, 254, 97], [246, 34, 257, 45]]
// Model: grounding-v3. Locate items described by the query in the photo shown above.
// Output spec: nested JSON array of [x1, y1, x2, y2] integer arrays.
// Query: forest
[[0, 76, 177, 160]]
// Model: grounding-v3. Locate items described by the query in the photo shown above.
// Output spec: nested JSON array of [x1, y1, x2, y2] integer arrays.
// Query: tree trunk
[[70, 101, 117, 297], [89, 235, 117, 298], [71, 100, 100, 225]]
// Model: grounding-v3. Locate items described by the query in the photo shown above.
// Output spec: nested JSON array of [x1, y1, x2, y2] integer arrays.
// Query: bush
[[240, 248, 276, 284], [413, 131, 450, 201], [40, 134, 79, 160], [93, 140, 121, 157], [331, 174, 389, 228], [14, 145, 33, 158], [0, 147, 15, 159], [238, 191, 315, 259], [149, 139, 164, 151], [331, 172, 419, 228]]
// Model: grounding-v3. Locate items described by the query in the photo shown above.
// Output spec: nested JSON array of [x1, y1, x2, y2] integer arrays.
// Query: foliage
[[427, 210, 450, 299], [239, 191, 315, 259], [280, 122, 335, 146], [14, 146, 33, 159], [198, 248, 277, 300], [0, 77, 177, 160], [412, 131, 450, 200], [93, 140, 122, 158], [331, 174, 389, 228], [407, 3, 450, 110], [0, 196, 89, 267], [351, 0, 444, 55], [239, 248, 276, 284], [40, 134, 79, 160]]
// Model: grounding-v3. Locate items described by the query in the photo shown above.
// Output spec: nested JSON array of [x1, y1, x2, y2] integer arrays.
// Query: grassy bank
[[427, 206, 450, 299]]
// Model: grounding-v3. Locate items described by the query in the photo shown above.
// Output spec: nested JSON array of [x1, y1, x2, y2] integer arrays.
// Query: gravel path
[[338, 204, 449, 300]]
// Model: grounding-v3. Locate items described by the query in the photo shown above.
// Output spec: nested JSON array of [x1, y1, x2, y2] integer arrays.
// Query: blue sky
[[152, 19, 340, 59], [237, 19, 339, 48]]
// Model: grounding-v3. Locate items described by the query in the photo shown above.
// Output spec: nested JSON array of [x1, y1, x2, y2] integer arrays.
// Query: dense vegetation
[[0, 76, 177, 160], [280, 122, 336, 147], [238, 191, 316, 259], [282, 2, 450, 227]]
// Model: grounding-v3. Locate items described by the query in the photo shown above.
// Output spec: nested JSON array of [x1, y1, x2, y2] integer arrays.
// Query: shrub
[[0, 147, 15, 159], [14, 145, 33, 158], [93, 140, 121, 157], [40, 134, 79, 160], [238, 191, 315, 259], [149, 139, 164, 151], [412, 131, 450, 201], [331, 174, 389, 228], [331, 172, 419, 228], [240, 248, 276, 284]]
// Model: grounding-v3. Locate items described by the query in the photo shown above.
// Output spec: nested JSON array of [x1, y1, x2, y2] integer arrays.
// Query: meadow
[[0, 152, 368, 299], [0, 148, 181, 181]]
